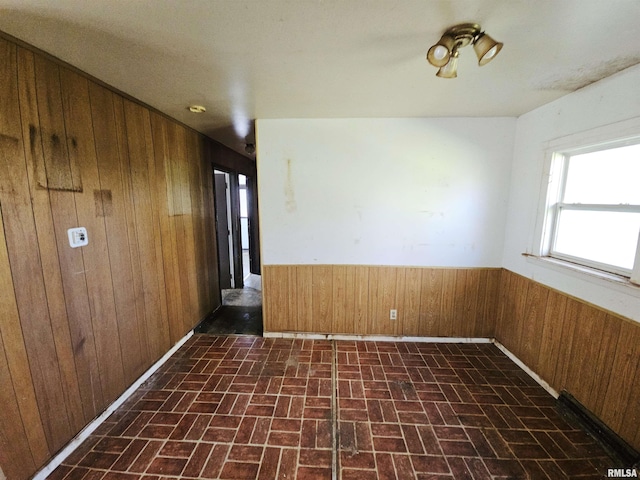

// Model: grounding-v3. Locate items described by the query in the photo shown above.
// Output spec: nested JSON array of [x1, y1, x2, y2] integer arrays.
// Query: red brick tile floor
[[49, 336, 615, 479]]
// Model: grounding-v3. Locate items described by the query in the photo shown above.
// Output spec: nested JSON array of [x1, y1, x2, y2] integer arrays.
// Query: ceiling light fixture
[[188, 105, 207, 113], [426, 23, 503, 78], [245, 143, 256, 155]]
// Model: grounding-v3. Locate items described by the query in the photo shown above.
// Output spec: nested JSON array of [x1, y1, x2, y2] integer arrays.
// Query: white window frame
[[534, 117, 640, 286]]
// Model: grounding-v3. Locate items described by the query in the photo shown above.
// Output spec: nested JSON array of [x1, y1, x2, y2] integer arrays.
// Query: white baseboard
[[32, 330, 194, 480], [263, 331, 492, 343], [492, 340, 559, 399]]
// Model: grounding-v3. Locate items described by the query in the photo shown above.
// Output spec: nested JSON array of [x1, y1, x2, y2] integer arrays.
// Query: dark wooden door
[[214, 172, 232, 289]]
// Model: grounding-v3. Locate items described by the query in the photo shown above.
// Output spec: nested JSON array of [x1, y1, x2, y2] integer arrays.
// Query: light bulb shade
[[473, 33, 503, 66], [436, 53, 458, 78], [426, 34, 455, 67]]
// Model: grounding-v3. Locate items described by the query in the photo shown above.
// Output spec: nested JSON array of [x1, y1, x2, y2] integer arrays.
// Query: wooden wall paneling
[[536, 290, 567, 387], [462, 269, 481, 337], [0, 331, 36, 479], [263, 265, 287, 332], [627, 357, 640, 449], [353, 266, 370, 335], [89, 82, 146, 384], [149, 113, 184, 344], [0, 206, 43, 475], [1, 43, 77, 451], [451, 269, 467, 336], [285, 266, 299, 331], [169, 123, 199, 333], [261, 265, 273, 331], [367, 266, 397, 335], [332, 265, 353, 334], [400, 268, 422, 336], [17, 48, 87, 443], [438, 269, 457, 337], [418, 268, 442, 337], [312, 265, 334, 333], [511, 273, 530, 358], [60, 68, 126, 405], [187, 132, 211, 321], [123, 100, 169, 362], [520, 282, 549, 370], [486, 270, 501, 336], [472, 269, 488, 338], [591, 314, 623, 417], [565, 305, 607, 410], [297, 265, 314, 332], [600, 319, 640, 438], [394, 267, 406, 336], [551, 297, 580, 390], [34, 54, 106, 427], [112, 95, 151, 371], [142, 110, 171, 356]]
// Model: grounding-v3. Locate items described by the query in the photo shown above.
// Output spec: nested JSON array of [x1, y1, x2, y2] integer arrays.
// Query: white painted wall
[[257, 117, 515, 267], [503, 64, 640, 322]]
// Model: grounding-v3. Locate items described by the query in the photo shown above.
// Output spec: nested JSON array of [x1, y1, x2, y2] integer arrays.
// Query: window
[[543, 140, 640, 284]]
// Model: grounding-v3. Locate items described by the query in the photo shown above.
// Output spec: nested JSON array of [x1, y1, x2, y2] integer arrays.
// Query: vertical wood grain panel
[[419, 268, 442, 336], [16, 47, 86, 442], [149, 113, 184, 343], [1, 42, 76, 450], [312, 265, 334, 333], [168, 122, 199, 334], [600, 320, 640, 435], [520, 282, 549, 370], [112, 95, 151, 370], [0, 206, 43, 474], [353, 266, 369, 335], [60, 68, 126, 405], [34, 54, 104, 426], [0, 332, 35, 478], [401, 268, 422, 336], [565, 306, 607, 408], [89, 83, 146, 383], [439, 269, 456, 336], [592, 314, 622, 417], [123, 100, 169, 362], [297, 265, 314, 332], [552, 297, 580, 390], [536, 290, 567, 386], [367, 266, 397, 335], [332, 265, 355, 334]]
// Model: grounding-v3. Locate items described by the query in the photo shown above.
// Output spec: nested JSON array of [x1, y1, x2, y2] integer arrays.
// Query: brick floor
[[49, 336, 614, 479]]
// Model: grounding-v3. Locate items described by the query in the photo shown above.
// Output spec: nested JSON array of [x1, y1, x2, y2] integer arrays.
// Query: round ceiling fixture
[[188, 105, 207, 113]]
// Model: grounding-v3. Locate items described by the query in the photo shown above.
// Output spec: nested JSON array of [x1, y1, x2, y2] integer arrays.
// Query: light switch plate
[[68, 227, 88, 248]]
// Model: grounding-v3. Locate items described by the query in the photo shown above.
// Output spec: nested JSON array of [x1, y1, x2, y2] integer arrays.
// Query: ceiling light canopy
[[188, 104, 207, 113], [426, 23, 503, 78]]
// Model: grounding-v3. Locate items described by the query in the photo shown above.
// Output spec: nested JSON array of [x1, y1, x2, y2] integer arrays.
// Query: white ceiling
[[1, 0, 639, 158]]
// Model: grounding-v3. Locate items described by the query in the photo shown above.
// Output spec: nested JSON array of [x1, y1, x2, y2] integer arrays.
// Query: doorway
[[197, 169, 262, 336]]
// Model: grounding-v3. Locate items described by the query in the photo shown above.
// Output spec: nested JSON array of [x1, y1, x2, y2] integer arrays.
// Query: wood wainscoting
[[262, 265, 501, 337], [497, 270, 640, 453], [0, 36, 221, 478]]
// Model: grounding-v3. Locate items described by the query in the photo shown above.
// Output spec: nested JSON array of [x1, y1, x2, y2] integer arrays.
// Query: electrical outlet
[[390, 309, 397, 321]]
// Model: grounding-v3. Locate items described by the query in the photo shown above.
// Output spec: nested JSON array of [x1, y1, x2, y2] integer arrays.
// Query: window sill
[[522, 253, 640, 298]]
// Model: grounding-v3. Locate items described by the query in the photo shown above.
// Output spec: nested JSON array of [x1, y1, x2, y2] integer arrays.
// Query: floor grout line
[[331, 339, 339, 480]]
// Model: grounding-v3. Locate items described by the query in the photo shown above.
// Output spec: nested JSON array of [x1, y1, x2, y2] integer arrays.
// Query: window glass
[[554, 210, 640, 270], [563, 144, 640, 204]]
